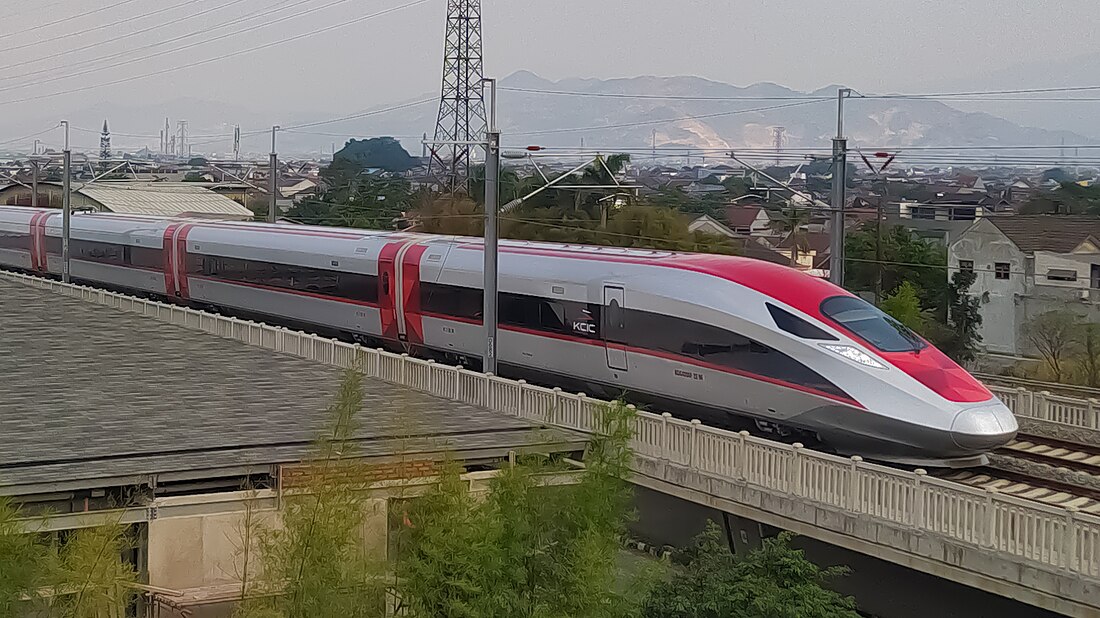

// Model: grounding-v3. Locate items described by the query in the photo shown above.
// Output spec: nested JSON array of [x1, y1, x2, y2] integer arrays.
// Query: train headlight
[[819, 344, 886, 369]]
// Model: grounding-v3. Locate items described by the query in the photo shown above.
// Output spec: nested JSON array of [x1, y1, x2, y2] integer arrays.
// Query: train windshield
[[820, 296, 926, 353]]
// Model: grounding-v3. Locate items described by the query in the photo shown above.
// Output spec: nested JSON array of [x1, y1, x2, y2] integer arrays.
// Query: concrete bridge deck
[[3, 271, 1098, 617]]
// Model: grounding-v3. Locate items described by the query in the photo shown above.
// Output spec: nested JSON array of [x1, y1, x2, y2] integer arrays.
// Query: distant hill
[[353, 71, 1097, 155], [10, 73, 1092, 158]]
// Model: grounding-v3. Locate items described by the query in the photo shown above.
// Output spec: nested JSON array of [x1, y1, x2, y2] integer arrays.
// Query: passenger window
[[766, 304, 837, 341]]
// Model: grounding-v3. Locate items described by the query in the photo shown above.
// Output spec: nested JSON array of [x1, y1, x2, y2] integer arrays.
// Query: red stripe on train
[[176, 224, 196, 299], [401, 243, 429, 345], [162, 223, 183, 296]]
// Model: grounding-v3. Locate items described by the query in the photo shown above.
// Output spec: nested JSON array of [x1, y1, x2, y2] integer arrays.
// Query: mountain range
[[9, 71, 1095, 158]]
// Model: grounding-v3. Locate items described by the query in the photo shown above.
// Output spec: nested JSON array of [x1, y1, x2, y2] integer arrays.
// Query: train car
[[0, 206, 1017, 467]]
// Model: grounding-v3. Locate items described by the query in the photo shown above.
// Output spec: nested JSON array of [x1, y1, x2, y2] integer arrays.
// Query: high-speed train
[[0, 205, 1017, 466]]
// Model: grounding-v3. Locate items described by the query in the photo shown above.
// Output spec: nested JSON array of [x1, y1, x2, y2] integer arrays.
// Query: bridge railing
[[987, 384, 1100, 430], [8, 272, 1099, 583]]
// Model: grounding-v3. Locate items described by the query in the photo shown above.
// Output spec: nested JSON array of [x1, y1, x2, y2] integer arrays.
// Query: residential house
[[725, 204, 773, 237], [949, 215, 1100, 356], [687, 215, 790, 265]]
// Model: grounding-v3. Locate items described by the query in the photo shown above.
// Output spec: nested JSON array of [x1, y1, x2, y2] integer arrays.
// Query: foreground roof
[[0, 275, 586, 496]]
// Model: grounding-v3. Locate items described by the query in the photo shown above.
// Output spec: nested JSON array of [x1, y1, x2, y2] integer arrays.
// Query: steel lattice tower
[[428, 0, 487, 195]]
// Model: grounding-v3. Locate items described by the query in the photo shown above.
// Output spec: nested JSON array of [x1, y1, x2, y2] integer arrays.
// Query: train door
[[602, 285, 628, 371], [378, 244, 399, 341]]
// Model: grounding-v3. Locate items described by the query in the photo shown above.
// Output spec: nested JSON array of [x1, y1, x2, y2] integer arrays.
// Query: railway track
[[1000, 435, 1100, 476], [937, 434, 1100, 513], [938, 468, 1100, 515]]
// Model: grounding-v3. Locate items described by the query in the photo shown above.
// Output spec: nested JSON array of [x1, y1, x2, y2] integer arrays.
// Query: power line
[[500, 85, 1100, 103], [0, 0, 364, 95], [0, 125, 60, 148], [0, 0, 273, 79], [0, 0, 210, 57], [499, 86, 829, 102], [0, 0, 435, 108], [0, 0, 144, 42]]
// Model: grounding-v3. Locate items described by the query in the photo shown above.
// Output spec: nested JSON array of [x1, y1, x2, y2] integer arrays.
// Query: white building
[[949, 216, 1100, 356]]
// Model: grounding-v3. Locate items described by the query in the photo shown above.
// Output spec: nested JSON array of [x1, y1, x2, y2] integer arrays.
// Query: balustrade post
[[660, 413, 671, 462], [688, 419, 702, 468], [847, 456, 863, 512], [1037, 391, 1051, 420], [1063, 506, 1079, 571], [517, 379, 528, 418], [913, 469, 926, 530], [400, 353, 410, 386], [737, 431, 749, 482], [551, 387, 562, 426], [485, 373, 495, 409], [1015, 387, 1030, 417], [455, 366, 464, 399], [1089, 399, 1100, 430], [790, 443, 804, 496], [983, 488, 999, 549]]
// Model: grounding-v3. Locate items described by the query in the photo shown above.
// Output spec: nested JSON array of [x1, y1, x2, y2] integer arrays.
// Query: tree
[[1024, 310, 1081, 383], [0, 498, 47, 615], [287, 174, 415, 230], [844, 223, 948, 313], [235, 368, 385, 618], [880, 281, 927, 333], [767, 204, 811, 267], [1077, 323, 1100, 387], [0, 498, 138, 616], [395, 402, 640, 617], [641, 522, 859, 618], [936, 270, 983, 365], [334, 137, 418, 173]]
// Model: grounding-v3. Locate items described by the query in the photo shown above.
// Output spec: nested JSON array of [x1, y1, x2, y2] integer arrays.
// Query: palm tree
[[768, 203, 811, 267]]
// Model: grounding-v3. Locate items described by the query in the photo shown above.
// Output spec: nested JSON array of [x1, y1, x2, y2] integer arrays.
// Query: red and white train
[[0, 206, 1017, 466]]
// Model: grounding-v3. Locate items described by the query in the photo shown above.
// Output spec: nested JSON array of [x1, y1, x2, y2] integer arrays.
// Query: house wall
[[952, 222, 1100, 356], [147, 496, 389, 594], [949, 220, 1027, 355]]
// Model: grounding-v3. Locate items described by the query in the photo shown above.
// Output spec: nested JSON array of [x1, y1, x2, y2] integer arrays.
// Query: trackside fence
[[10, 273, 1099, 582]]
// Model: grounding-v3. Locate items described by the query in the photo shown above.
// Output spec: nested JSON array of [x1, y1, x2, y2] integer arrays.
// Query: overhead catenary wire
[[0, 0, 435, 109], [0, 0, 210, 57], [0, 0, 277, 79], [0, 0, 144, 42], [0, 0, 380, 95]]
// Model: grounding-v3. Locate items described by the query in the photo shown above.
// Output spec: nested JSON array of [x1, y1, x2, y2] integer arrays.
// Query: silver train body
[[0, 206, 1018, 466]]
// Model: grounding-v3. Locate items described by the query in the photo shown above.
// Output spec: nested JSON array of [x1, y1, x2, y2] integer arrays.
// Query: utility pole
[[652, 129, 656, 158], [829, 88, 850, 287], [31, 159, 39, 208], [269, 126, 279, 223], [33, 139, 39, 155], [61, 120, 71, 283], [233, 125, 241, 161], [482, 77, 500, 375]]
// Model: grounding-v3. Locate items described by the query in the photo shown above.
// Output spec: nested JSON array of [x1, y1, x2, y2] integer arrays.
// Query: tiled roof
[[725, 205, 763, 228], [0, 276, 585, 495], [79, 184, 253, 219], [988, 215, 1100, 254]]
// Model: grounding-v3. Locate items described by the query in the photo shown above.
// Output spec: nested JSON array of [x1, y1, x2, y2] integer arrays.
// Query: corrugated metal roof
[[78, 184, 253, 219]]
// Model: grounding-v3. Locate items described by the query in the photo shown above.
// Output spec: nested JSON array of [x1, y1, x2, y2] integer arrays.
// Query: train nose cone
[[950, 403, 1018, 451]]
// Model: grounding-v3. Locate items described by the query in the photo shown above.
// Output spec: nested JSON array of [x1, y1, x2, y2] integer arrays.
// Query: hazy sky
[[3, 0, 1100, 147]]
